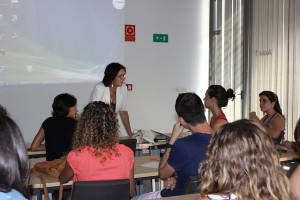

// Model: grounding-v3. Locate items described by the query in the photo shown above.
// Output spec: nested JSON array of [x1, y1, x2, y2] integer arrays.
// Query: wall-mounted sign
[[256, 49, 272, 56], [125, 25, 135, 42], [153, 34, 168, 43], [126, 84, 132, 91]]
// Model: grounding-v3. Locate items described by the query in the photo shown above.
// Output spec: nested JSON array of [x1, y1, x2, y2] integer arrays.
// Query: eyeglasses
[[117, 74, 126, 79]]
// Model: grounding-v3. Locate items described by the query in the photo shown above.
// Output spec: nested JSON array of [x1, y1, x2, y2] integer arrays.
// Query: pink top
[[67, 143, 134, 183]]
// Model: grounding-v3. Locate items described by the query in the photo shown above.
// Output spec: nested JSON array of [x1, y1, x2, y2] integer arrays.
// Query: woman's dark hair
[[175, 93, 206, 126], [0, 115, 30, 198], [259, 91, 282, 115], [102, 63, 126, 87], [52, 93, 77, 117], [294, 118, 300, 146], [207, 85, 235, 108], [0, 104, 8, 116]]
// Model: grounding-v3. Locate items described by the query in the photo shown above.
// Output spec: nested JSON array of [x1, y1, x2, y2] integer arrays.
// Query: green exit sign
[[153, 34, 168, 43]]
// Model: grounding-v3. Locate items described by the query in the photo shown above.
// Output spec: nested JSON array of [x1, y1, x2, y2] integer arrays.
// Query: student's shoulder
[[213, 119, 228, 131], [117, 143, 134, 157], [275, 113, 285, 121], [272, 114, 285, 125], [117, 143, 132, 152], [42, 116, 55, 125]]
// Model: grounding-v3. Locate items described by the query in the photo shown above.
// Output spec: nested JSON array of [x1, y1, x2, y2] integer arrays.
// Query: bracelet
[[165, 143, 173, 149]]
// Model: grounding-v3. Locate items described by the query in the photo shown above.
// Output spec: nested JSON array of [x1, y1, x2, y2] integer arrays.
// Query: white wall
[[124, 0, 210, 132], [0, 82, 97, 142], [0, 0, 210, 142]]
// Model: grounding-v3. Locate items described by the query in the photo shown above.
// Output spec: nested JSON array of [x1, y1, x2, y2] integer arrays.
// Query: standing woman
[[90, 63, 133, 137], [203, 85, 235, 132], [249, 91, 285, 145]]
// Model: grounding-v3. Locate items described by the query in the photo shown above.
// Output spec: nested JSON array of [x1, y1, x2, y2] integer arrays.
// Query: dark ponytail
[[208, 85, 235, 108]]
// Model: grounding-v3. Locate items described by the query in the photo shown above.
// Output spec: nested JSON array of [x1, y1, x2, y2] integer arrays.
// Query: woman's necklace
[[110, 87, 116, 104]]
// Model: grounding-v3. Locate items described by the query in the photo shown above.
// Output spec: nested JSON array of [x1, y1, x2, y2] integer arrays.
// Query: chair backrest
[[119, 139, 137, 153], [71, 179, 130, 200], [183, 175, 200, 194]]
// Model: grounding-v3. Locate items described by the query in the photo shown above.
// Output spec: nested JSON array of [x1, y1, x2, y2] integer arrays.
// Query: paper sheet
[[140, 161, 159, 169]]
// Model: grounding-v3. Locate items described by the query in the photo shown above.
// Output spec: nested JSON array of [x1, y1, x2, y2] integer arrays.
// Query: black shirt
[[42, 116, 77, 161]]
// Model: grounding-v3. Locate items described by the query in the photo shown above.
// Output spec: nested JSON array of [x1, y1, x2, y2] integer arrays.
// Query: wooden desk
[[27, 150, 46, 159], [27, 136, 169, 158], [279, 150, 300, 162], [153, 193, 200, 200], [119, 136, 167, 149], [26, 143, 46, 159], [30, 155, 160, 189]]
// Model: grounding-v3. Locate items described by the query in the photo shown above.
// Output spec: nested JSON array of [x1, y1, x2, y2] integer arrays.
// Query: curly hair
[[102, 63, 126, 87], [71, 101, 119, 162], [199, 119, 291, 200], [207, 85, 235, 108], [259, 91, 282, 115], [52, 93, 77, 117]]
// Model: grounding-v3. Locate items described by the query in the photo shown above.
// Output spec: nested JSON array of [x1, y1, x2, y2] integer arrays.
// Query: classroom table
[[26, 143, 46, 159], [27, 135, 172, 158], [30, 155, 160, 199], [27, 141, 166, 158]]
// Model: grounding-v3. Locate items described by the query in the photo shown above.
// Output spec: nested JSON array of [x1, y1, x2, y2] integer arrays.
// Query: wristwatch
[[165, 143, 173, 149]]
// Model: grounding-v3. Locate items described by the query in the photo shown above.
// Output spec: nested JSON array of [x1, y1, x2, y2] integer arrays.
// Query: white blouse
[[90, 82, 128, 112]]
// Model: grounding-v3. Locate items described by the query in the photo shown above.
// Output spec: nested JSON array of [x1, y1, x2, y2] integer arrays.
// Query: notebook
[[141, 129, 156, 143]]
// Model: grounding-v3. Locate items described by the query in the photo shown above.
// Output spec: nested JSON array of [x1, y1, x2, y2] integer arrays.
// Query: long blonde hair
[[199, 119, 292, 200], [71, 101, 119, 162]]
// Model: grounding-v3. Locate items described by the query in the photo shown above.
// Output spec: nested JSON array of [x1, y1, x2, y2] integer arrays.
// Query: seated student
[[203, 85, 235, 132], [59, 101, 134, 200], [289, 164, 300, 199], [31, 93, 79, 161], [199, 119, 291, 200], [0, 115, 30, 200], [283, 118, 300, 151], [249, 91, 285, 145], [283, 118, 300, 177], [132, 93, 212, 200]]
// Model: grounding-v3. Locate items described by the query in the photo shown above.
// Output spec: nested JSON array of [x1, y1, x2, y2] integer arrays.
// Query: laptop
[[150, 130, 170, 142], [119, 138, 137, 153]]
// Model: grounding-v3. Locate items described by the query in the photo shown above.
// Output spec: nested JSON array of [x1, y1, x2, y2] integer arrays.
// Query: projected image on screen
[[0, 0, 125, 84]]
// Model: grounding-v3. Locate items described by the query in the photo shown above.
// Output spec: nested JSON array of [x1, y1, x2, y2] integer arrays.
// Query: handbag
[[33, 156, 66, 177], [31, 156, 67, 200]]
